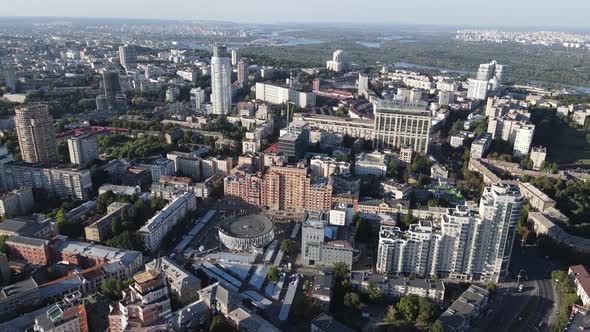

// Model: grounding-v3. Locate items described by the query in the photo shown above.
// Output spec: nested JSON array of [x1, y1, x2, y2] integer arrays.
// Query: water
[[356, 41, 381, 48]]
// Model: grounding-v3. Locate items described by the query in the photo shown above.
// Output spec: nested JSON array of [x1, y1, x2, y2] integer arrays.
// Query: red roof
[[264, 143, 279, 153], [570, 265, 590, 296]]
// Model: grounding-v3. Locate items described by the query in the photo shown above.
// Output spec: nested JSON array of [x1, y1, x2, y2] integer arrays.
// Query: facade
[[218, 214, 275, 251], [255, 82, 316, 108], [376, 183, 523, 283], [151, 157, 175, 183], [84, 202, 133, 243], [326, 50, 348, 72], [437, 285, 489, 331], [210, 46, 232, 115], [467, 79, 489, 100], [108, 271, 171, 332], [5, 235, 50, 265], [355, 152, 388, 178], [470, 133, 492, 159], [0, 186, 34, 218], [33, 292, 88, 332], [140, 192, 196, 253], [67, 133, 98, 165], [118, 45, 137, 69], [145, 257, 201, 305], [373, 100, 431, 153], [512, 123, 535, 157], [237, 58, 249, 85], [3, 162, 92, 200], [530, 146, 547, 170], [350, 272, 445, 302], [569, 265, 590, 307], [102, 70, 121, 108], [167, 152, 201, 180], [15, 104, 58, 163], [310, 156, 351, 178], [301, 211, 354, 267]]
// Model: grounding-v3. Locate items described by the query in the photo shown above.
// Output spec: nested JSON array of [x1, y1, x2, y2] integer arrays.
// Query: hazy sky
[[0, 0, 587, 29]]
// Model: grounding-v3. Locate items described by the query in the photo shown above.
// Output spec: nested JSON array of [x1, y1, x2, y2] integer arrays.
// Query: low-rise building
[[436, 285, 489, 332], [0, 187, 34, 218], [151, 157, 175, 182], [355, 152, 387, 178], [450, 131, 475, 148], [470, 133, 492, 159], [301, 211, 354, 268], [530, 146, 547, 171], [350, 272, 445, 303], [0, 278, 40, 320], [518, 182, 556, 212], [569, 265, 590, 307], [0, 216, 55, 239], [33, 291, 88, 332], [5, 235, 50, 265], [311, 270, 333, 309], [145, 257, 201, 305], [84, 202, 134, 243], [311, 313, 354, 332]]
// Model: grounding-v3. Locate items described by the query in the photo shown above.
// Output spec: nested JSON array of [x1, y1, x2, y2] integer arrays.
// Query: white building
[[373, 100, 431, 153], [210, 46, 232, 115], [151, 158, 175, 182], [328, 203, 354, 226], [355, 152, 388, 178], [512, 123, 535, 157], [470, 133, 492, 159], [67, 133, 98, 165], [467, 79, 489, 100], [450, 131, 475, 148], [358, 73, 369, 96], [190, 87, 206, 110], [0, 187, 34, 218], [326, 50, 348, 72], [301, 211, 354, 267], [310, 156, 351, 178], [530, 146, 547, 170], [255, 82, 316, 108], [140, 192, 197, 252], [376, 183, 523, 283]]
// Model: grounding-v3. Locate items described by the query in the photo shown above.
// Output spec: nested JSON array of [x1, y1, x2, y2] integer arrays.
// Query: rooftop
[[311, 313, 354, 332], [219, 214, 274, 239]]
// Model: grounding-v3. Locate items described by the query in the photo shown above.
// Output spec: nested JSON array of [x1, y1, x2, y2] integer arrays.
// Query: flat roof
[[219, 214, 273, 239]]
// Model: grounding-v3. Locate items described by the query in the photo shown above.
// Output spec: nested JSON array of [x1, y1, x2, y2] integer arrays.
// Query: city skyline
[[0, 0, 588, 29]]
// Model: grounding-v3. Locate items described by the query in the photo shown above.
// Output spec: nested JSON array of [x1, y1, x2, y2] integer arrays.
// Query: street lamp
[[516, 269, 526, 287]]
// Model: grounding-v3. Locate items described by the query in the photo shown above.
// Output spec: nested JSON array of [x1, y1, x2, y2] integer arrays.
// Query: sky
[[0, 0, 587, 29]]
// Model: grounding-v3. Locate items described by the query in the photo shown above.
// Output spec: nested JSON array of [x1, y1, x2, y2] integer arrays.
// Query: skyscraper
[[326, 49, 348, 72], [231, 48, 240, 66], [210, 46, 232, 115], [237, 58, 249, 85], [118, 45, 137, 69], [14, 104, 58, 163], [3, 68, 16, 93], [468, 60, 506, 100], [358, 73, 369, 96], [102, 70, 122, 108], [376, 183, 523, 283], [373, 100, 431, 153]]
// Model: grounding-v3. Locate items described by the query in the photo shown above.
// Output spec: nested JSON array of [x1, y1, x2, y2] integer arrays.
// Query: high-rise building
[[210, 46, 232, 115], [468, 60, 506, 100], [237, 58, 249, 85], [358, 73, 369, 96], [3, 68, 16, 93], [326, 50, 348, 72], [108, 270, 172, 331], [470, 133, 492, 159], [301, 211, 354, 267], [376, 183, 523, 282], [190, 87, 206, 110], [231, 49, 240, 66], [118, 45, 137, 70], [373, 100, 431, 153], [512, 123, 535, 157], [467, 79, 489, 100], [67, 133, 98, 165], [14, 104, 58, 163], [151, 157, 175, 182], [477, 60, 506, 84], [102, 70, 122, 108]]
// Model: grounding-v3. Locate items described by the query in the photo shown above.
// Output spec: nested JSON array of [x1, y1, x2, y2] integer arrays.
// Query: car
[[518, 284, 523, 292]]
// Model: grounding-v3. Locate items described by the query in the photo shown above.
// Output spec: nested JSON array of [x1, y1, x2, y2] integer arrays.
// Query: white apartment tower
[[210, 46, 232, 115], [67, 133, 98, 165]]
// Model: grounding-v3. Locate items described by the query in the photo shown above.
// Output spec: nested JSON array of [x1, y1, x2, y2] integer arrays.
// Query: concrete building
[[569, 265, 590, 307], [167, 152, 201, 180], [85, 202, 133, 243], [326, 50, 348, 73], [0, 187, 34, 218], [530, 146, 547, 171], [67, 133, 98, 165], [311, 271, 333, 309], [108, 271, 171, 331], [3, 68, 16, 93], [350, 272, 445, 303], [518, 182, 556, 212], [102, 70, 121, 109], [355, 152, 387, 178], [145, 257, 201, 305], [33, 292, 88, 332], [278, 130, 309, 161], [14, 104, 58, 163], [467, 79, 489, 100], [450, 131, 475, 148], [292, 113, 374, 141], [376, 183, 523, 283], [210, 46, 232, 115], [470, 133, 492, 159], [437, 285, 489, 331], [311, 313, 354, 332], [373, 100, 431, 153], [3, 162, 92, 200], [151, 157, 175, 183], [0, 216, 55, 239], [118, 45, 136, 69], [358, 73, 369, 97], [5, 235, 50, 265], [0, 278, 41, 321], [310, 156, 351, 178], [190, 87, 206, 110], [231, 49, 240, 66], [140, 192, 196, 253], [255, 82, 316, 108], [237, 58, 249, 85], [399, 146, 414, 164], [301, 211, 354, 267], [512, 123, 535, 157], [328, 203, 354, 226]]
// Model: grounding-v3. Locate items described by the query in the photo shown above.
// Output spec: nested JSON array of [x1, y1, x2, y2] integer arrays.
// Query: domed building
[[219, 214, 274, 251]]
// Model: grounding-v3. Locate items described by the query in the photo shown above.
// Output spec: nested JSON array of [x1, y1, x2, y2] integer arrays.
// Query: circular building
[[219, 214, 274, 251]]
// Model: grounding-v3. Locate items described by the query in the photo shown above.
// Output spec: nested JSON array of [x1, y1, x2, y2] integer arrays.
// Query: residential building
[[326, 50, 348, 72], [0, 278, 40, 320], [108, 271, 171, 331], [467, 79, 489, 100], [67, 133, 98, 165], [102, 70, 121, 109], [373, 100, 431, 153], [231, 49, 240, 66], [450, 131, 475, 148], [518, 182, 556, 212], [530, 146, 547, 171], [3, 162, 92, 200], [167, 151, 201, 180], [399, 146, 414, 164], [278, 124, 309, 161], [255, 82, 316, 108], [310, 156, 350, 178], [190, 87, 206, 110], [355, 152, 387, 178], [350, 272, 445, 303], [3, 68, 16, 93], [513, 123, 535, 157], [145, 257, 201, 305], [470, 133, 492, 159], [14, 104, 58, 163], [140, 192, 196, 253], [328, 203, 354, 226], [376, 183, 523, 282], [0, 216, 55, 239], [210, 46, 232, 115], [311, 313, 354, 332], [33, 292, 88, 332], [118, 45, 136, 69], [292, 113, 374, 141], [311, 271, 333, 309], [358, 73, 369, 96], [569, 265, 590, 307], [5, 235, 50, 265], [437, 285, 489, 331], [84, 202, 134, 243], [151, 157, 175, 183], [0, 186, 34, 218], [265, 166, 332, 212], [301, 211, 354, 267], [237, 58, 249, 85]]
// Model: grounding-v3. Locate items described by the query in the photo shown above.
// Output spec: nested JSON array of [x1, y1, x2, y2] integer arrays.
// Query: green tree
[[396, 294, 420, 321], [280, 239, 293, 255], [355, 217, 371, 242], [111, 217, 122, 235], [431, 320, 444, 332], [384, 305, 399, 324], [209, 315, 233, 332], [333, 262, 350, 282], [100, 277, 132, 301], [0, 235, 8, 254], [344, 292, 361, 310], [55, 207, 67, 231], [417, 297, 436, 325], [267, 266, 280, 282], [486, 281, 497, 294], [367, 282, 383, 303]]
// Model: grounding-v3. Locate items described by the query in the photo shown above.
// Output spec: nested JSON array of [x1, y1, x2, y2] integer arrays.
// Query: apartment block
[[85, 202, 134, 243], [67, 133, 98, 165], [5, 235, 50, 265], [0, 186, 34, 218], [255, 82, 316, 108], [145, 257, 201, 304], [14, 104, 58, 163], [373, 100, 431, 153]]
